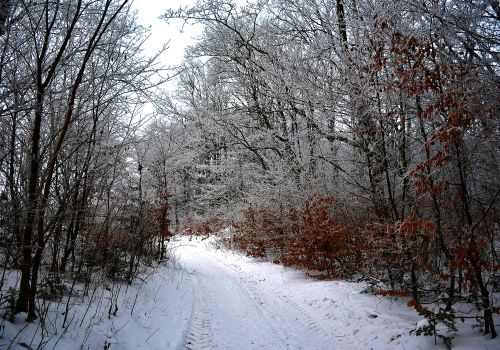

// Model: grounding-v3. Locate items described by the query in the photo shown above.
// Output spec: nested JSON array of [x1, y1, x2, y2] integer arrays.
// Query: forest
[[0, 0, 499, 347]]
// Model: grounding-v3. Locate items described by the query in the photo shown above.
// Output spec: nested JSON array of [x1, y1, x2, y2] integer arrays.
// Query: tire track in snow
[[222, 261, 337, 348], [277, 292, 352, 340], [206, 256, 290, 349], [227, 275, 291, 349], [242, 275, 340, 347], [181, 275, 216, 350], [225, 259, 364, 348], [178, 240, 363, 349], [268, 283, 394, 349]]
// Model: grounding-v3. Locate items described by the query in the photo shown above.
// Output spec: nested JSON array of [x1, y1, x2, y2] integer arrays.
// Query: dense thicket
[[162, 0, 500, 340], [0, 0, 169, 323]]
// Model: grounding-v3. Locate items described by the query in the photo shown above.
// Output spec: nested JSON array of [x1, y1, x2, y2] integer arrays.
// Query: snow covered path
[[173, 237, 418, 350], [2, 236, 498, 349], [173, 236, 500, 350], [177, 240, 337, 349]]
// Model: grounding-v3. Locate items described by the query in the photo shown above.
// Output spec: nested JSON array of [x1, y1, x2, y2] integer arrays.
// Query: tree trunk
[[336, 0, 348, 47], [16, 74, 44, 314]]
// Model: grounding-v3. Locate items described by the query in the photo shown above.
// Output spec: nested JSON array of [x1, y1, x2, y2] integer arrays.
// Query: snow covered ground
[[0, 259, 192, 350], [171, 236, 499, 350], [1, 235, 499, 349]]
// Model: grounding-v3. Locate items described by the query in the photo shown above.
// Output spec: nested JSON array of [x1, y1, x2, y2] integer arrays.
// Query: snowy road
[[173, 237, 413, 350], [3, 236, 497, 349], [177, 241, 336, 349]]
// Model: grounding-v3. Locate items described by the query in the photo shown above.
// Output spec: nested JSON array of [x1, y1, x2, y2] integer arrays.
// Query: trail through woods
[[2, 236, 499, 349], [177, 239, 341, 349], [171, 237, 497, 350]]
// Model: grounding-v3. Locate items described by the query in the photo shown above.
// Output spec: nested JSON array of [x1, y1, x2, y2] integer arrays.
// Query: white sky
[[129, 0, 245, 121], [131, 0, 203, 68], [129, 0, 204, 121]]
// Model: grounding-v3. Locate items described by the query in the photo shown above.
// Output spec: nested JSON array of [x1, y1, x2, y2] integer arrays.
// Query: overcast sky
[[131, 0, 203, 68], [127, 0, 204, 120]]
